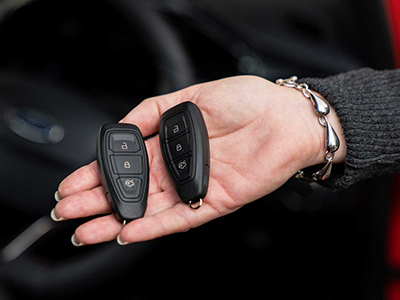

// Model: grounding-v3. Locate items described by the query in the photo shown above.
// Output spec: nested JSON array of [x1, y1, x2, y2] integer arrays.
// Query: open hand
[[52, 76, 345, 246]]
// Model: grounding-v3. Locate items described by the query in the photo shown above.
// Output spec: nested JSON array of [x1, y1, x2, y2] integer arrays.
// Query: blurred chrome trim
[[1, 215, 56, 263]]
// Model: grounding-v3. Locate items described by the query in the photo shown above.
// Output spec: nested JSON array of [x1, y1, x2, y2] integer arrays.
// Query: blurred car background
[[0, 0, 398, 299]]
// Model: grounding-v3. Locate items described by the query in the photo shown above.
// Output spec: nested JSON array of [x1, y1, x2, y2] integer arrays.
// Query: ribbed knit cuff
[[300, 68, 400, 190]]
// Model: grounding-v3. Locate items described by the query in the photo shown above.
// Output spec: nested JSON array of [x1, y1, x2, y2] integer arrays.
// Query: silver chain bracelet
[[276, 76, 340, 181]]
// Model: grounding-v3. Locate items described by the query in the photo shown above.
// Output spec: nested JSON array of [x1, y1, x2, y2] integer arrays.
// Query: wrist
[[260, 77, 347, 184], [279, 86, 346, 172]]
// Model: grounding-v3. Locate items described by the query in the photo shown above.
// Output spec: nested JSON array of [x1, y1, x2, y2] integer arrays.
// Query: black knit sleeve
[[300, 68, 400, 190]]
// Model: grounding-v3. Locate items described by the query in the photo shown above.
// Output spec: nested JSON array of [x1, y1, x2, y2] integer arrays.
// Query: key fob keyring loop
[[189, 198, 203, 210]]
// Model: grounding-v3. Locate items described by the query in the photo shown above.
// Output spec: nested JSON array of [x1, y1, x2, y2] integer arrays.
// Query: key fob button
[[164, 113, 189, 139], [117, 177, 142, 200], [166, 133, 191, 161], [109, 133, 140, 152], [171, 156, 192, 182], [111, 155, 143, 174]]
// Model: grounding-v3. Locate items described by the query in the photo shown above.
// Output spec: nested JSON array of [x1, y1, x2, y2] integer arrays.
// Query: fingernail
[[116, 234, 128, 246], [54, 191, 61, 202], [50, 208, 64, 222], [71, 234, 84, 247]]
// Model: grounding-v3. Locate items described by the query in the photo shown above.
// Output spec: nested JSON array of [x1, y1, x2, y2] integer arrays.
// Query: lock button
[[166, 133, 191, 161], [111, 155, 143, 174], [109, 133, 140, 153]]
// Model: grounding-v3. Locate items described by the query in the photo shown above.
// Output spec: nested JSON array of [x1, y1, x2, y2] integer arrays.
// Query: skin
[[53, 76, 346, 246]]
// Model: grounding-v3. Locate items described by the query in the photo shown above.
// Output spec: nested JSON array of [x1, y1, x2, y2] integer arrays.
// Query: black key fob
[[159, 102, 210, 209], [97, 123, 149, 222]]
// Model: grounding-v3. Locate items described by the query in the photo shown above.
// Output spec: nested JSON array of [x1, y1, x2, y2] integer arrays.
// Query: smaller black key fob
[[97, 123, 149, 222], [159, 102, 210, 208]]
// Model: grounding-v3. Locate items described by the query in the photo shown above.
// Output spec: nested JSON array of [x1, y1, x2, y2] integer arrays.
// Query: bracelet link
[[325, 117, 340, 154], [309, 92, 330, 116], [276, 76, 340, 181]]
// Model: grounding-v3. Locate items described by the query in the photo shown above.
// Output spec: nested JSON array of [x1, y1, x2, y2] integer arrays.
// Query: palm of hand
[[55, 76, 315, 245]]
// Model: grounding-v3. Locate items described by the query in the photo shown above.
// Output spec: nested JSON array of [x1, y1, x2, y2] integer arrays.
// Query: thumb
[[120, 84, 202, 137]]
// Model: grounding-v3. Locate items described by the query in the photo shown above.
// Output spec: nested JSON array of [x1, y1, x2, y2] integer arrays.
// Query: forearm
[[301, 68, 400, 190]]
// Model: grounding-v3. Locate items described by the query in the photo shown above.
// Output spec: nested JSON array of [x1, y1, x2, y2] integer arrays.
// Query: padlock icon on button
[[121, 142, 128, 150], [124, 161, 131, 169], [173, 124, 179, 134]]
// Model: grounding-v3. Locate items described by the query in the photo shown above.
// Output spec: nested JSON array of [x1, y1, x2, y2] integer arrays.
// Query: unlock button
[[111, 155, 143, 174], [109, 133, 140, 153], [164, 113, 189, 139]]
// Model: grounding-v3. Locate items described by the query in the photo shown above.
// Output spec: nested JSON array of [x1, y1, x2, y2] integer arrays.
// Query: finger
[[119, 200, 217, 244], [73, 214, 123, 246], [121, 84, 202, 137], [53, 186, 111, 221], [58, 161, 100, 199]]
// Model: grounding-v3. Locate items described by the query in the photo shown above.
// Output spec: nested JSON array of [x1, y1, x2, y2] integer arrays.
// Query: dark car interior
[[0, 0, 397, 299]]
